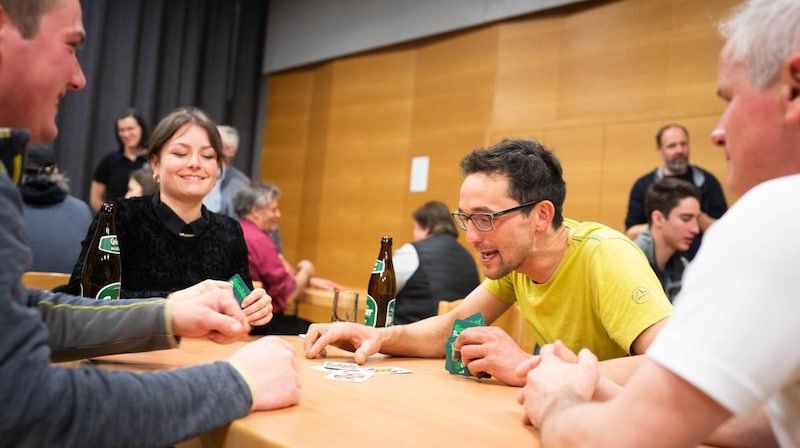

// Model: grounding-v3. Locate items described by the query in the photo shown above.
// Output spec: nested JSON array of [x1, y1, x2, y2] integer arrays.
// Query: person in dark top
[[89, 107, 149, 211], [633, 178, 701, 302], [624, 123, 728, 260], [20, 143, 92, 272], [393, 200, 481, 324], [65, 107, 272, 326]]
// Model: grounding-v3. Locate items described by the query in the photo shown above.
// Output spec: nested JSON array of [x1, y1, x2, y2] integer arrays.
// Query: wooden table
[[90, 336, 539, 447]]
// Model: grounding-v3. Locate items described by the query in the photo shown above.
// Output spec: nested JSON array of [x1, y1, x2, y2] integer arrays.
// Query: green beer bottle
[[80, 201, 122, 300], [364, 236, 396, 327]]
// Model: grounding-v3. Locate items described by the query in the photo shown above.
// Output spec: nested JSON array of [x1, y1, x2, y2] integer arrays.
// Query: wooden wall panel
[[541, 126, 606, 223], [261, 0, 741, 288], [262, 70, 315, 262]]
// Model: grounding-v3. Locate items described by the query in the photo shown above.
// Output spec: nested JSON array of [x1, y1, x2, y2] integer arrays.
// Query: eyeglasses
[[451, 200, 542, 232]]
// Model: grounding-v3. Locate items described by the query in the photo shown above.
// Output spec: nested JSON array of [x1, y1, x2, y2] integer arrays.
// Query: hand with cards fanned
[[444, 312, 486, 377]]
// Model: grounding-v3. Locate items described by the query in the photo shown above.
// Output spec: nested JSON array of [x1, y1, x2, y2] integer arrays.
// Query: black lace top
[[64, 194, 252, 299]]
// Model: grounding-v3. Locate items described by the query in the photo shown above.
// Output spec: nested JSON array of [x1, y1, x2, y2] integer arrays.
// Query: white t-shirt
[[393, 242, 419, 292], [648, 175, 800, 447]]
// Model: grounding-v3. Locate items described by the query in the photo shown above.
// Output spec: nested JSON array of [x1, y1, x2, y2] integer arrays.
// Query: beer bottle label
[[363, 295, 395, 327], [98, 235, 120, 254], [371, 259, 384, 274], [364, 294, 378, 327], [385, 298, 395, 327], [95, 282, 121, 300]]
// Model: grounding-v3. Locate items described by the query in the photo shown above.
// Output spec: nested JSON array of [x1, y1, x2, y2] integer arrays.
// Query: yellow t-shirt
[[484, 219, 672, 360]]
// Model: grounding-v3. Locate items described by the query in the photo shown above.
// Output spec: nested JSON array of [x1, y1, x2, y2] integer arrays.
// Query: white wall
[[264, 0, 591, 73]]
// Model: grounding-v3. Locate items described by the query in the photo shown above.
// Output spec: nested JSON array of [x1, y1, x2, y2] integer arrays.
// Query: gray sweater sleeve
[[1, 175, 253, 446], [27, 288, 177, 362]]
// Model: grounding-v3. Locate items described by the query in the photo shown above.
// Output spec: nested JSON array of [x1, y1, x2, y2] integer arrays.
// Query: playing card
[[444, 312, 485, 377], [228, 273, 250, 306], [325, 369, 375, 382], [323, 361, 361, 371]]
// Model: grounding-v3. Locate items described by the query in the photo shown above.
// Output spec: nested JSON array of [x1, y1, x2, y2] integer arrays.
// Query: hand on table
[[168, 280, 250, 344], [303, 322, 382, 364], [229, 336, 301, 410], [515, 340, 599, 428], [240, 287, 273, 326], [454, 326, 532, 386]]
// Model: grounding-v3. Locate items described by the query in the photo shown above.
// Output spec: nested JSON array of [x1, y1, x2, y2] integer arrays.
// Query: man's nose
[[710, 127, 726, 147]]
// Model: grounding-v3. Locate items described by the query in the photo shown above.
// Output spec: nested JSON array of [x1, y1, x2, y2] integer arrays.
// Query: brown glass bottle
[[80, 201, 122, 300], [364, 236, 396, 327]]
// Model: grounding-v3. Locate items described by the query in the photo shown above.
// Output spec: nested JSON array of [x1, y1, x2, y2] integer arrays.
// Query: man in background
[[625, 123, 727, 259], [633, 177, 701, 302], [234, 181, 343, 335], [518, 1, 800, 445], [0, 0, 300, 445]]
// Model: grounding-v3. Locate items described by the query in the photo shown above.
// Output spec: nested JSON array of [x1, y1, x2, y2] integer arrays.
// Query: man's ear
[[651, 210, 666, 227], [783, 52, 800, 124], [533, 200, 555, 232]]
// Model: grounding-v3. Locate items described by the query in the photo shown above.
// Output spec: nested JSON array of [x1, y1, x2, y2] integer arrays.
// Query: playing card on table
[[444, 312, 485, 377], [325, 369, 375, 382], [365, 366, 413, 375], [322, 361, 361, 371]]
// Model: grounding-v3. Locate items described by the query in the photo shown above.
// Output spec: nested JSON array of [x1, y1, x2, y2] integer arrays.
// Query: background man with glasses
[[304, 139, 671, 386]]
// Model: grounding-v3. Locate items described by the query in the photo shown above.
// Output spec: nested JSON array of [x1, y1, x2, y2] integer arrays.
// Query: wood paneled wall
[[260, 0, 740, 287]]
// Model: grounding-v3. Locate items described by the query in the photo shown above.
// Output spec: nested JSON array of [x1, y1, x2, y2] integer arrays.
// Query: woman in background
[[66, 107, 271, 326], [393, 200, 481, 324], [89, 108, 149, 211]]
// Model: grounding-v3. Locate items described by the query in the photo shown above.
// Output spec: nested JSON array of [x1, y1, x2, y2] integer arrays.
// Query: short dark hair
[[115, 107, 150, 151], [147, 107, 223, 166], [412, 200, 457, 237], [655, 124, 689, 147], [0, 0, 58, 39], [644, 177, 702, 225], [459, 138, 566, 228]]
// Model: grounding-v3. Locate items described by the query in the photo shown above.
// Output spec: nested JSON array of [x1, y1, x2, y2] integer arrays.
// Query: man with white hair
[[517, 1, 800, 446]]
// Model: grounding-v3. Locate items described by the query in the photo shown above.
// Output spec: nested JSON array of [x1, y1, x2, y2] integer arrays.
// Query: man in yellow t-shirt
[[486, 219, 669, 361], [304, 139, 671, 386]]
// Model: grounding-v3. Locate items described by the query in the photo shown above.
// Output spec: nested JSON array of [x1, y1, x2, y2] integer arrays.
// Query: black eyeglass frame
[[450, 199, 542, 232]]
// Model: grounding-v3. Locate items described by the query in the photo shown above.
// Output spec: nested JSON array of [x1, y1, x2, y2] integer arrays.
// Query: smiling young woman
[[62, 107, 272, 330]]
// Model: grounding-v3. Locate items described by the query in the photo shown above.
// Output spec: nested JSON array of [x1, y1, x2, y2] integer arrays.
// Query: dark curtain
[[52, 0, 268, 202]]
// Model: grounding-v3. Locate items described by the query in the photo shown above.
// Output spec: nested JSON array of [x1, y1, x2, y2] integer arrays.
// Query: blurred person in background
[[393, 200, 480, 324], [89, 107, 149, 211], [234, 181, 343, 335], [20, 143, 92, 272], [124, 166, 158, 198]]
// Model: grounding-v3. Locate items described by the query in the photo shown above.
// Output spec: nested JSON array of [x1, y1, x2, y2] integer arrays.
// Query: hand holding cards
[[444, 312, 487, 377]]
